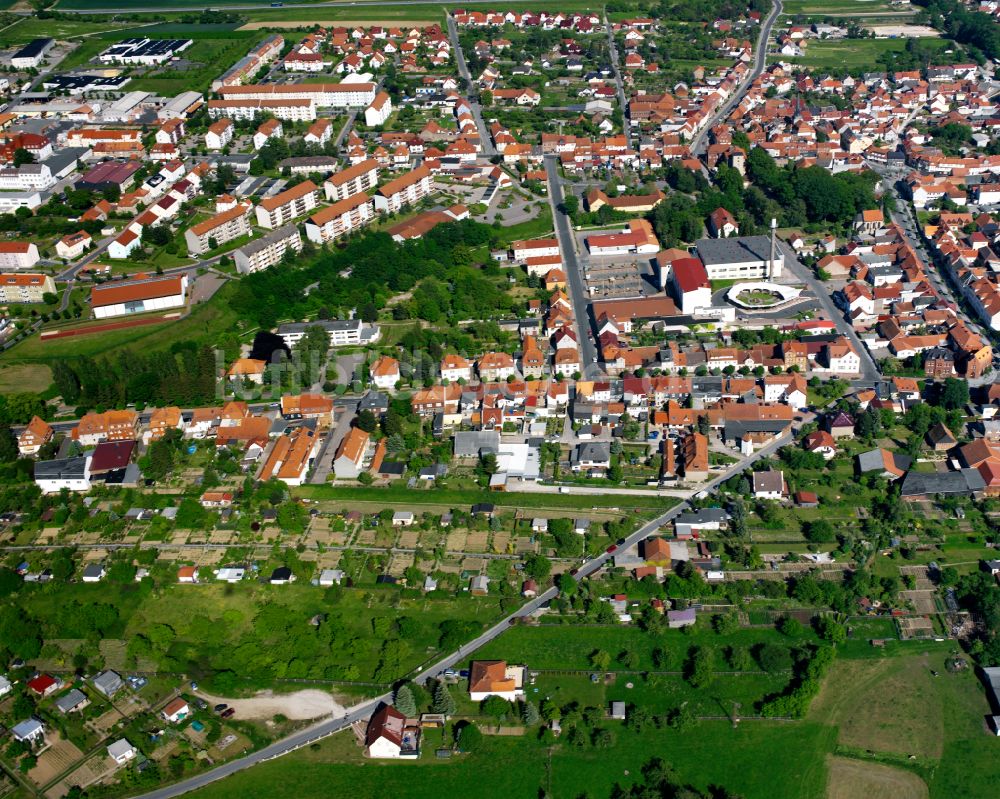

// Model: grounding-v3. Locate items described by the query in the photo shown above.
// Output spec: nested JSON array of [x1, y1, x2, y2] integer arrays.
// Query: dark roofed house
[[54, 688, 89, 715], [89, 440, 136, 476], [900, 468, 986, 499], [365, 703, 419, 759], [926, 422, 957, 452], [826, 412, 855, 438]]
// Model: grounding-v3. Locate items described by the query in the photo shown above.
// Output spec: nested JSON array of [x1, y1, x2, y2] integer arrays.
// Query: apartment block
[[184, 201, 252, 256], [304, 194, 375, 244], [255, 180, 319, 229], [324, 159, 378, 202], [234, 225, 302, 274]]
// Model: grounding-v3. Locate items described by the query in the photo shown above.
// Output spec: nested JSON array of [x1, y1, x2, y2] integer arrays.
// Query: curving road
[[128, 428, 793, 799], [689, 0, 783, 155]]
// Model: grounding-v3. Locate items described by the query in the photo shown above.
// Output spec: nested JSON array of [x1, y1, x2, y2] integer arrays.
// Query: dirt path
[[195, 688, 345, 721]]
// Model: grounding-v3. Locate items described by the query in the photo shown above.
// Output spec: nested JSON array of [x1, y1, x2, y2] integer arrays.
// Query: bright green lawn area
[[0, 281, 245, 365], [493, 206, 554, 244], [0, 17, 135, 45], [191, 715, 833, 799], [788, 37, 948, 70], [18, 580, 508, 687]]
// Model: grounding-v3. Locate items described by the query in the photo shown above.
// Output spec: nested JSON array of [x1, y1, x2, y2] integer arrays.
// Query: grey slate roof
[[453, 431, 501, 458], [696, 235, 775, 266], [54, 688, 88, 714], [900, 468, 986, 497]]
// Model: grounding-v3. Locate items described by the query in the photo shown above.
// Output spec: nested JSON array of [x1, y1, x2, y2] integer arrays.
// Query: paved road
[[308, 399, 358, 484], [690, 0, 783, 155], [543, 155, 599, 375], [603, 15, 631, 149], [779, 242, 880, 382], [128, 427, 791, 799], [445, 12, 496, 156]]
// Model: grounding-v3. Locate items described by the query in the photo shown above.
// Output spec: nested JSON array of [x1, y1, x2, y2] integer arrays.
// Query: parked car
[[221, 708, 236, 719], [213, 704, 228, 714]]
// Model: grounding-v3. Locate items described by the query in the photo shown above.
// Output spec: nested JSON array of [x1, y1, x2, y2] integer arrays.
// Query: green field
[[781, 0, 899, 14], [809, 651, 997, 798], [191, 716, 833, 799], [182, 646, 996, 799], [788, 37, 949, 69], [17, 579, 507, 688]]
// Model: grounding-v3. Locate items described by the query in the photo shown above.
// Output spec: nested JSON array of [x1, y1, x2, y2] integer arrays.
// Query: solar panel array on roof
[[99, 38, 192, 64]]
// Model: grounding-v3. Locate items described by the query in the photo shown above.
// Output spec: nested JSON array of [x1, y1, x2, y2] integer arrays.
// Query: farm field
[[781, 0, 900, 14], [808, 651, 998, 799], [787, 37, 950, 69], [0, 362, 53, 395]]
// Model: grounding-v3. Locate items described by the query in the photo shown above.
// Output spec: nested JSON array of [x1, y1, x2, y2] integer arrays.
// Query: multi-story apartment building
[[184, 201, 253, 255], [205, 118, 234, 150], [255, 180, 319, 229], [0, 242, 39, 270], [0, 272, 55, 303], [373, 164, 432, 213], [304, 194, 375, 244], [324, 159, 378, 202], [234, 225, 302, 274], [207, 98, 316, 122], [217, 82, 376, 109]]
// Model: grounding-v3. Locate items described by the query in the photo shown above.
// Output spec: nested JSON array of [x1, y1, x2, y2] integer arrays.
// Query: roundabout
[[726, 281, 803, 309]]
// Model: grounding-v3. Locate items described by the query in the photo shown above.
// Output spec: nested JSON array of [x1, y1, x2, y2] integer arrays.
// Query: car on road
[[605, 544, 618, 554]]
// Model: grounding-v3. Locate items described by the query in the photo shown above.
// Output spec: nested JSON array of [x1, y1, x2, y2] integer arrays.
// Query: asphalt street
[[445, 14, 496, 157], [689, 0, 783, 156], [543, 156, 600, 375]]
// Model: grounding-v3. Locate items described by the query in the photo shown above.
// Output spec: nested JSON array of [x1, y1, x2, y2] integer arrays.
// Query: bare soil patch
[[194, 688, 344, 721], [826, 756, 927, 799]]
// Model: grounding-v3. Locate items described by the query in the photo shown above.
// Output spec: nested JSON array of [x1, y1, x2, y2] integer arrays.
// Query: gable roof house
[[468, 660, 526, 702]]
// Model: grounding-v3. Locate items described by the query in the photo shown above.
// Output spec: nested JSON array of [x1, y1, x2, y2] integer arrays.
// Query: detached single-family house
[[161, 697, 189, 723], [468, 660, 526, 702], [752, 470, 786, 500], [107, 738, 137, 765], [365, 703, 418, 759]]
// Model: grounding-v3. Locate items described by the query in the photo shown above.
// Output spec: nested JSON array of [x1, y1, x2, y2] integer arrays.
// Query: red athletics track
[[40, 313, 179, 340]]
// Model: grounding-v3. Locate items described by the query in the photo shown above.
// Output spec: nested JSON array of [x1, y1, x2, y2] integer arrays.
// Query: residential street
[[689, 0, 783, 155], [543, 155, 599, 374], [445, 13, 496, 156]]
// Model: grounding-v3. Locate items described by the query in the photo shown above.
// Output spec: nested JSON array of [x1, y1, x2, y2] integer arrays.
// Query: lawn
[[0, 362, 53, 395], [0, 280, 246, 365], [16, 580, 508, 689], [469, 622, 819, 674]]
